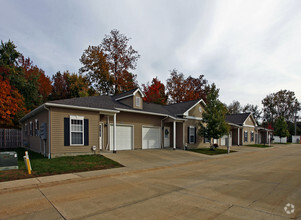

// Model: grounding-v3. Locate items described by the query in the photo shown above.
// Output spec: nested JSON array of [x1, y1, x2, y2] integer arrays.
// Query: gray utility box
[[0, 151, 18, 171]]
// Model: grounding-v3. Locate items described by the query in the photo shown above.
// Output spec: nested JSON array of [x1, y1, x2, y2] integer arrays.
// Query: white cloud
[[0, 0, 300, 107]]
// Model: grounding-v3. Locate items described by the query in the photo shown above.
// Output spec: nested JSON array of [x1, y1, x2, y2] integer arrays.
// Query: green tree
[[243, 104, 262, 125], [274, 116, 290, 143], [227, 100, 242, 114], [198, 84, 229, 149], [262, 90, 300, 125], [0, 40, 20, 66]]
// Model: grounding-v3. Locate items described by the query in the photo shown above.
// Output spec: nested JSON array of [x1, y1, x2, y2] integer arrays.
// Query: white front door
[[99, 124, 103, 150], [164, 127, 170, 147]]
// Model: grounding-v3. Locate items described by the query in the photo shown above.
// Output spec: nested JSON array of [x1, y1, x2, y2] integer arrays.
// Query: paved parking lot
[[0, 145, 300, 219]]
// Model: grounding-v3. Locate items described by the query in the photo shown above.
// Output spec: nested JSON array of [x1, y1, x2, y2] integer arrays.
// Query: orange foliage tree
[[0, 76, 26, 127], [166, 69, 208, 104], [142, 77, 167, 105]]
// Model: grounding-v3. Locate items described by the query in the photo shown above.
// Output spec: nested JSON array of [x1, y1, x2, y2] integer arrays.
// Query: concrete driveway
[[0, 145, 300, 219]]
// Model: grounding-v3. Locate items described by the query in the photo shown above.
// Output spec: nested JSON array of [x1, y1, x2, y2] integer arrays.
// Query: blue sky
[[0, 0, 300, 107]]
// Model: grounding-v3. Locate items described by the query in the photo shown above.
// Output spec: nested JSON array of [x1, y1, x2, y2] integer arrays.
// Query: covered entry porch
[[162, 117, 185, 150]]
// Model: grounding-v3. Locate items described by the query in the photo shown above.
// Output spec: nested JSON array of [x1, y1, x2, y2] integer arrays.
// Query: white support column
[[107, 116, 110, 150], [173, 121, 176, 150], [113, 114, 117, 153], [238, 128, 240, 146]]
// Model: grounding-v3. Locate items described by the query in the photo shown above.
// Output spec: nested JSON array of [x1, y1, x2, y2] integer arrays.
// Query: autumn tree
[[262, 90, 300, 125], [142, 77, 167, 105], [198, 84, 229, 149], [0, 76, 26, 128], [166, 69, 208, 104], [227, 100, 242, 114], [115, 70, 138, 93], [274, 117, 290, 143], [79, 46, 114, 95], [50, 71, 95, 100], [80, 29, 140, 95]]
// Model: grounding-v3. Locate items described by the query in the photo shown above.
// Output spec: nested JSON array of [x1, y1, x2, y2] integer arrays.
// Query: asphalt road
[[0, 145, 300, 219]]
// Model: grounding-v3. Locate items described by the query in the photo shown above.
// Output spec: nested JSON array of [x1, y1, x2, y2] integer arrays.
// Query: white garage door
[[110, 125, 133, 150], [221, 135, 227, 146], [142, 127, 161, 149]]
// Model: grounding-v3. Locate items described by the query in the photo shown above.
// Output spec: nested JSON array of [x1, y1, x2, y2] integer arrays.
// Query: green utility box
[[0, 151, 18, 171]]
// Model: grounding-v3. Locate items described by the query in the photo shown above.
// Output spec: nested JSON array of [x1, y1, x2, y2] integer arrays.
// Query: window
[[35, 119, 39, 136], [199, 107, 202, 112], [136, 97, 140, 107], [189, 126, 196, 144], [25, 123, 28, 136], [29, 121, 33, 136], [244, 131, 248, 142], [70, 116, 84, 145], [251, 131, 254, 142]]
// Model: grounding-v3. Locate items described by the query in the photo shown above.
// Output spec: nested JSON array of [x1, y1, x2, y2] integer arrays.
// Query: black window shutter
[[84, 119, 89, 146], [64, 118, 70, 146], [194, 127, 197, 144], [187, 127, 190, 144]]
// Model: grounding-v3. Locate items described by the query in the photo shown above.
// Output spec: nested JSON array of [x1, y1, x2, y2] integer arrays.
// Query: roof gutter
[[115, 108, 186, 121], [45, 103, 120, 113], [20, 104, 46, 122]]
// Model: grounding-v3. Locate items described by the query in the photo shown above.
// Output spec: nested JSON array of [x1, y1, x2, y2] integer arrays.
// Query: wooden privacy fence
[[0, 129, 22, 149]]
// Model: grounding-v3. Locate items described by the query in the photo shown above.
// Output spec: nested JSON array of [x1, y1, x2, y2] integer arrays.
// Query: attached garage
[[142, 126, 161, 149], [110, 125, 133, 150]]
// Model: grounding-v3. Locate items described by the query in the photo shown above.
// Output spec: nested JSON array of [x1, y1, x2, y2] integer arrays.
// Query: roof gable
[[225, 113, 257, 126], [113, 88, 145, 101]]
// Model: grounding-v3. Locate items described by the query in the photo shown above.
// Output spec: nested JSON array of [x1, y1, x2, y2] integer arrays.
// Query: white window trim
[[189, 126, 196, 144], [70, 115, 84, 146], [136, 96, 140, 107]]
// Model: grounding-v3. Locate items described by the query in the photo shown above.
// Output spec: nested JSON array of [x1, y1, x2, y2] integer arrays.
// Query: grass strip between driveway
[[188, 148, 236, 155], [0, 148, 122, 182]]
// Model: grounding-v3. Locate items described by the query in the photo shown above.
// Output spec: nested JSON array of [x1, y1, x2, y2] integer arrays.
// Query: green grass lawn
[[246, 144, 273, 148], [188, 148, 236, 155], [0, 148, 122, 182]]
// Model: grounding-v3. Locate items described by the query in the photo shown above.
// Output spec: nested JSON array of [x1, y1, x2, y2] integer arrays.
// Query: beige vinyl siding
[[244, 116, 256, 126], [188, 103, 204, 118], [109, 112, 162, 149], [50, 107, 99, 157], [22, 109, 49, 155], [242, 127, 256, 145], [183, 120, 209, 149], [133, 92, 143, 109]]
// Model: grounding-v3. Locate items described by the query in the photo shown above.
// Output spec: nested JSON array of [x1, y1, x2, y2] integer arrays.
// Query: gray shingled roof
[[47, 93, 201, 117], [112, 88, 138, 100], [225, 113, 250, 125], [48, 95, 129, 110], [164, 100, 200, 116]]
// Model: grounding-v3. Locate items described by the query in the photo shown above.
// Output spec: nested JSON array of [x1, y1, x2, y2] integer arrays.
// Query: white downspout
[[173, 121, 176, 150], [237, 128, 240, 146], [113, 113, 117, 153]]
